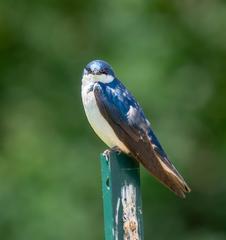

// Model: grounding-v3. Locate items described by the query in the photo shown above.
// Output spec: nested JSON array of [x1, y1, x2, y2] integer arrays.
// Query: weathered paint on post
[[100, 151, 144, 240]]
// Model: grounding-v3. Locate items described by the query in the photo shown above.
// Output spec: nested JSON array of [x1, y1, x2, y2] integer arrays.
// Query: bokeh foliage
[[1, 0, 226, 239]]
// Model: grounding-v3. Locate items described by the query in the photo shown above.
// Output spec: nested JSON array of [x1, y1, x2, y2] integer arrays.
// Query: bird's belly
[[82, 88, 129, 153]]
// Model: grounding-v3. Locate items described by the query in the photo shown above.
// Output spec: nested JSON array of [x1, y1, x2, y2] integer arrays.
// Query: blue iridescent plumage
[[97, 79, 168, 161]]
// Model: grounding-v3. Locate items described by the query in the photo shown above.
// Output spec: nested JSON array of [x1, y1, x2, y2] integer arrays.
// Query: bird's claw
[[103, 146, 122, 159], [111, 146, 122, 155], [103, 149, 111, 159]]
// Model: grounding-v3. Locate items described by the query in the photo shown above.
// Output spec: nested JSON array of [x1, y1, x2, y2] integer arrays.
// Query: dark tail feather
[[162, 171, 191, 198], [134, 152, 191, 198]]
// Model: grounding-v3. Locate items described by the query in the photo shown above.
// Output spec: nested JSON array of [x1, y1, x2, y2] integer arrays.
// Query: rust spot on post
[[121, 182, 139, 240]]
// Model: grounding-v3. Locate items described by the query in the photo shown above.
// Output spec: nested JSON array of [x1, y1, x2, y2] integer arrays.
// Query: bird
[[81, 59, 191, 198]]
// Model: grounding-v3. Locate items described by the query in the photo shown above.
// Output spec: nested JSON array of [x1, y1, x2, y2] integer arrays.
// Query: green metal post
[[100, 151, 144, 240]]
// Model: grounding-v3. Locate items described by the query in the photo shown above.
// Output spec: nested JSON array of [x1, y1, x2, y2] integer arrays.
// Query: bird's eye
[[101, 69, 108, 74]]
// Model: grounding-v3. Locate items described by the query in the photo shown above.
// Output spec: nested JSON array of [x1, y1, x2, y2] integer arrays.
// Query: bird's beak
[[93, 68, 100, 75]]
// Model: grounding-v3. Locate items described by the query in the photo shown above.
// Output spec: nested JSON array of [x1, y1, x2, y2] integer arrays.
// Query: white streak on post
[[115, 198, 121, 240], [121, 182, 139, 240]]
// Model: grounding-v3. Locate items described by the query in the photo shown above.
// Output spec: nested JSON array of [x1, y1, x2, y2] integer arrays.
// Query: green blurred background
[[1, 0, 226, 239]]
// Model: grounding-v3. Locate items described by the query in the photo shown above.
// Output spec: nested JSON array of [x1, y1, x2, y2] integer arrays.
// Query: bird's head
[[82, 60, 116, 84]]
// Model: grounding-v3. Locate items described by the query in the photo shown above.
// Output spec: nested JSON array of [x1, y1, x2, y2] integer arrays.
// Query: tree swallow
[[81, 60, 191, 198]]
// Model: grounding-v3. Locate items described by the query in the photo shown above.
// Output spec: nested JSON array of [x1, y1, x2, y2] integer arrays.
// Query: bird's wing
[[94, 80, 190, 198]]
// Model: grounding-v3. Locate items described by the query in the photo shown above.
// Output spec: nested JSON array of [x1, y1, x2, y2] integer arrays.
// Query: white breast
[[81, 79, 129, 153]]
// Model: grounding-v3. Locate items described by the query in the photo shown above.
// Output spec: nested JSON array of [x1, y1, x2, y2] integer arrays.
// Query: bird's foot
[[103, 149, 111, 159], [111, 146, 122, 155], [103, 146, 122, 159]]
